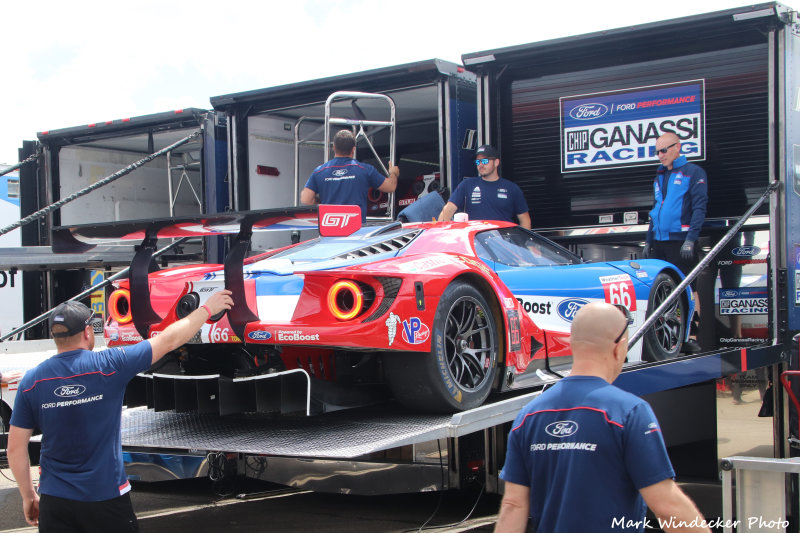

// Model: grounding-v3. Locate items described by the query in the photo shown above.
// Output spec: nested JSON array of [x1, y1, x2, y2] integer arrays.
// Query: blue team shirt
[[500, 376, 674, 533], [304, 157, 387, 222], [449, 177, 529, 223], [10, 341, 153, 502]]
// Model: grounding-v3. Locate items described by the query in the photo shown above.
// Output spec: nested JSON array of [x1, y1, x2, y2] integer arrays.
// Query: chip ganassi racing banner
[[560, 80, 705, 173]]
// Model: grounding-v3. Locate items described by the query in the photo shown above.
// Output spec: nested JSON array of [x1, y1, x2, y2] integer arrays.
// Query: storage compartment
[[212, 59, 477, 251]]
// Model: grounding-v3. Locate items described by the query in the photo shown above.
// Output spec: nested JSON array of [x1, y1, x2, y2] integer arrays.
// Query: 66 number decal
[[210, 322, 234, 343], [599, 274, 637, 311]]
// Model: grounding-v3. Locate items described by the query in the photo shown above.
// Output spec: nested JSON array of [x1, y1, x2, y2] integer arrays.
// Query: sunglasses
[[654, 142, 678, 155], [612, 304, 632, 344], [84, 310, 96, 327], [475, 158, 495, 165]]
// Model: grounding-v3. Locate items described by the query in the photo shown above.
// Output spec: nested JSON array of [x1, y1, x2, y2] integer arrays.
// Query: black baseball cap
[[50, 301, 94, 338], [475, 145, 500, 159]]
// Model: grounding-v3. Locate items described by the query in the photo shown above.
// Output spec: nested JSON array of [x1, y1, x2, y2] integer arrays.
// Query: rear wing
[[52, 207, 320, 253], [51, 205, 364, 339]]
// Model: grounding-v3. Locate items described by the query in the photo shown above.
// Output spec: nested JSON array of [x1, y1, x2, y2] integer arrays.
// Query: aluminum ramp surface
[[120, 391, 541, 459]]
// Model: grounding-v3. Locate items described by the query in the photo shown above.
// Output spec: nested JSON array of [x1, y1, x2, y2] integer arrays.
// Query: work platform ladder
[[292, 91, 397, 219], [721, 456, 795, 532]]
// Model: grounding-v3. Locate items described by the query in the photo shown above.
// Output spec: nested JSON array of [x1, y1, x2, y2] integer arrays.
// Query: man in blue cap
[[7, 291, 233, 532], [438, 144, 531, 228]]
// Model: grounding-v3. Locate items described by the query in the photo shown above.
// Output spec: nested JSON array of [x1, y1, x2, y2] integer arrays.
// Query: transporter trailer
[[0, 2, 798, 527]]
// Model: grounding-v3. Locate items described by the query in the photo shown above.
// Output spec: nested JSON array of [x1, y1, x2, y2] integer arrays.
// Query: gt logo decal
[[318, 205, 361, 237], [321, 213, 356, 227], [401, 317, 430, 345], [599, 274, 637, 311]]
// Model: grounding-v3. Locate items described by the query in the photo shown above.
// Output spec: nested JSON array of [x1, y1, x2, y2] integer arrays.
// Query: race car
[[55, 206, 693, 415]]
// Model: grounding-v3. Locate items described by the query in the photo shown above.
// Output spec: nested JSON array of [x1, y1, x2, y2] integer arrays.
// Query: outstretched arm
[[438, 202, 458, 222], [378, 165, 399, 193], [1, 370, 24, 383]]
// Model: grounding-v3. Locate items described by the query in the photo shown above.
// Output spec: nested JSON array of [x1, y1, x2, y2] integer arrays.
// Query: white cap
[[454, 212, 469, 222]]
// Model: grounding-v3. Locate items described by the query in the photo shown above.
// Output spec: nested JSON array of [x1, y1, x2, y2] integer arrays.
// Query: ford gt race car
[[54, 206, 693, 415]]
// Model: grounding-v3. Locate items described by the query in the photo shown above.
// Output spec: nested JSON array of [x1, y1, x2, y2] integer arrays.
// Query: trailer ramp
[[121, 390, 539, 459]]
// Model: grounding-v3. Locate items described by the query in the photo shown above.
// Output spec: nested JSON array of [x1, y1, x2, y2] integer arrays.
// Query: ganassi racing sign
[[560, 80, 705, 173]]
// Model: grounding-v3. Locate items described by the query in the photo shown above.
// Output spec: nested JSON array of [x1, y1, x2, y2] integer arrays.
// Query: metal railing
[[628, 181, 779, 348]]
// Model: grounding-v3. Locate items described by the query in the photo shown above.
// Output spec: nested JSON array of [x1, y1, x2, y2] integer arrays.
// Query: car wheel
[[642, 272, 686, 362], [385, 280, 498, 412]]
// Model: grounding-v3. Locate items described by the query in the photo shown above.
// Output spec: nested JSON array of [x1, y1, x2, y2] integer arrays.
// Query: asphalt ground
[[0, 470, 500, 532]]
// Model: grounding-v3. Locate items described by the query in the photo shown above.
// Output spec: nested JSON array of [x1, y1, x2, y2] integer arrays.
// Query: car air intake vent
[[362, 277, 403, 323], [335, 230, 421, 261]]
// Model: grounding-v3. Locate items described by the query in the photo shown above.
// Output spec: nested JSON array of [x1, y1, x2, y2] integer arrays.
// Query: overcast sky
[[0, 0, 780, 164]]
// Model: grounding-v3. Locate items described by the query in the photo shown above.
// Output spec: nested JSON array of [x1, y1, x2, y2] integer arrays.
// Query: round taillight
[[176, 293, 200, 319], [108, 289, 132, 324], [327, 280, 364, 321]]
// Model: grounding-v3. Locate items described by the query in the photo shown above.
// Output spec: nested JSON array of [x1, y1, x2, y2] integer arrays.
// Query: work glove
[[642, 243, 652, 259], [680, 240, 695, 261]]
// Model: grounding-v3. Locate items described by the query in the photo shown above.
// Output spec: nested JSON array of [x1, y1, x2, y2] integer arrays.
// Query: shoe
[[682, 339, 702, 354]]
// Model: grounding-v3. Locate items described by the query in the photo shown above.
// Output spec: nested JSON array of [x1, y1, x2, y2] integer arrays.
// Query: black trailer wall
[[470, 8, 779, 230], [18, 140, 48, 339]]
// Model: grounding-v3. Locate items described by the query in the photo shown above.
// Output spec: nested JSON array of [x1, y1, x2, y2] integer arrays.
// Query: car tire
[[385, 280, 498, 412], [642, 272, 686, 362]]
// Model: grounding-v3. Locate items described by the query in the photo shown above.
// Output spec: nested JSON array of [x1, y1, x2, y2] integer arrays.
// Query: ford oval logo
[[732, 245, 761, 257], [557, 298, 589, 322], [569, 103, 609, 121], [545, 420, 579, 438], [248, 330, 272, 341], [332, 169, 348, 177], [721, 290, 739, 298], [54, 384, 86, 398]]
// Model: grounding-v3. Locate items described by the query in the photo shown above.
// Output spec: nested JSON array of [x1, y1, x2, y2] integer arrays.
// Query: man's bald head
[[657, 132, 679, 146], [569, 302, 629, 381], [655, 132, 681, 169]]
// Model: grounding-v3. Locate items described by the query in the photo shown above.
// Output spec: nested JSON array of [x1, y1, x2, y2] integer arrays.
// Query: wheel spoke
[[650, 280, 682, 351], [444, 297, 494, 390], [457, 303, 476, 336]]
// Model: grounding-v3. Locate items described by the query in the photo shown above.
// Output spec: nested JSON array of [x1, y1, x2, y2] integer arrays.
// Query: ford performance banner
[[560, 80, 705, 173]]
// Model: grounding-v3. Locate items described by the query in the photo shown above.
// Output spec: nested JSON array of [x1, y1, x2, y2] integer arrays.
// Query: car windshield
[[474, 227, 580, 267]]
